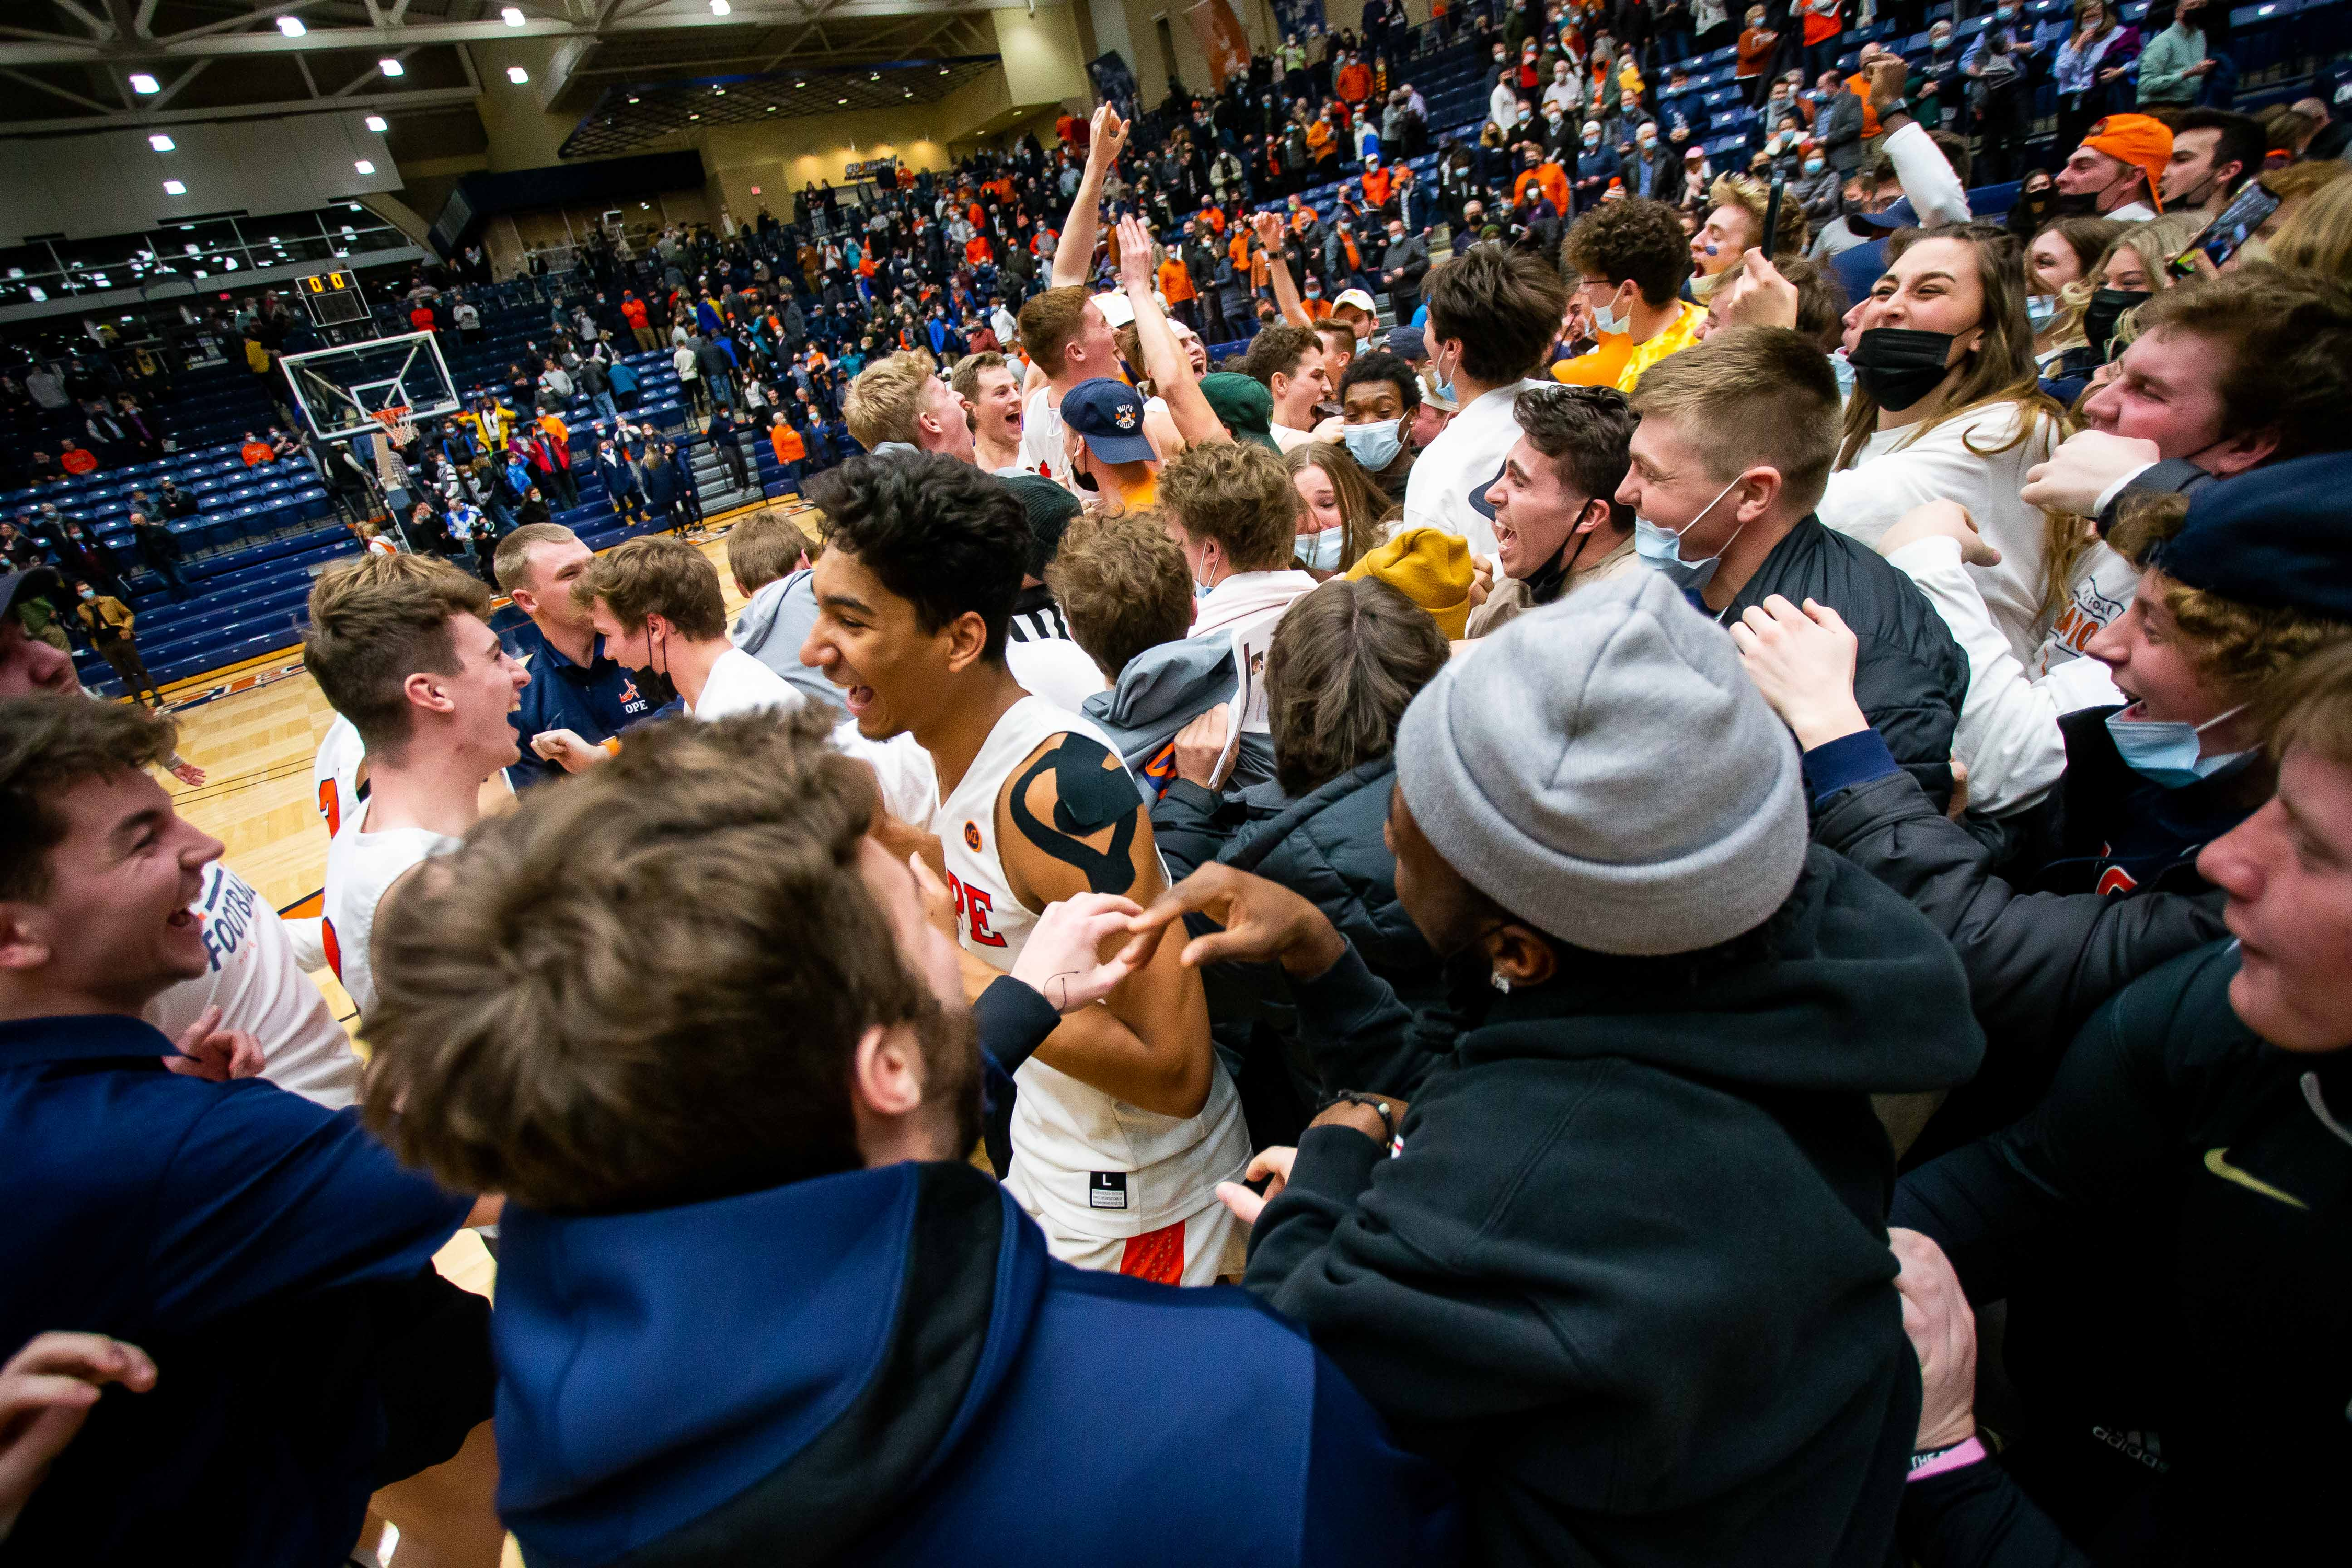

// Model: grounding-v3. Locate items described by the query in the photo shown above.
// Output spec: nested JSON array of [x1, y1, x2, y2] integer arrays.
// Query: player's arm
[[1053, 105, 1128, 290], [999, 734, 1214, 1119]]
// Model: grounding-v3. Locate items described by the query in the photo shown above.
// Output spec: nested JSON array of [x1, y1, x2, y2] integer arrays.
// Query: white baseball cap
[[1332, 287, 1378, 314], [1093, 290, 1136, 328]]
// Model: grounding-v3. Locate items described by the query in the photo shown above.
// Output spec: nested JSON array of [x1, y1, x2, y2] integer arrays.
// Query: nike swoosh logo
[[2204, 1147, 2310, 1211]]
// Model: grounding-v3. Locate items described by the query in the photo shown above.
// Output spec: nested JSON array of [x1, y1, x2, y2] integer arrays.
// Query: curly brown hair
[[1561, 197, 1694, 308], [1158, 439, 1300, 573], [1046, 508, 1194, 678]]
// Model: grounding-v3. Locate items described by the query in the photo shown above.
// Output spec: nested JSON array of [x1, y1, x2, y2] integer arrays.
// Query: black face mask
[[2082, 286, 2150, 361], [1848, 327, 1958, 410]]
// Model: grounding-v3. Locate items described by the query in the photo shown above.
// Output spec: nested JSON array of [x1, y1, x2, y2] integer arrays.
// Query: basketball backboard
[[280, 330, 460, 441]]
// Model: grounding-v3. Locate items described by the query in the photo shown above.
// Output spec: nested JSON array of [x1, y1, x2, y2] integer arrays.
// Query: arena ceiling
[[0, 1, 1010, 135]]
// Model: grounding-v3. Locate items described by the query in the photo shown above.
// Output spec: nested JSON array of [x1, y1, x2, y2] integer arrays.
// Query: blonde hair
[[842, 351, 936, 451], [2269, 174, 2352, 283], [1709, 171, 1809, 257]]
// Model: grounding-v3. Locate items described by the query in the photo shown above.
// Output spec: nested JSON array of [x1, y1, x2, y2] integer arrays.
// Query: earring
[[1489, 968, 1512, 994]]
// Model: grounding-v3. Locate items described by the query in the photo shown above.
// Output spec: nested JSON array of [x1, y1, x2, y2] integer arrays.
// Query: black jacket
[[1813, 709, 2249, 1156], [1248, 847, 1987, 1568], [1726, 515, 1968, 809], [1896, 942, 2352, 1566], [1157, 757, 1460, 1102]]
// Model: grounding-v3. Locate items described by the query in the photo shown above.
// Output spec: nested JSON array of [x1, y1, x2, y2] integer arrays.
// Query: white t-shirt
[[2108, 199, 2159, 222], [1402, 379, 1541, 560], [1270, 422, 1317, 454], [147, 861, 361, 1109], [931, 695, 1247, 1246], [1819, 401, 2062, 667], [688, 645, 800, 719], [323, 816, 460, 1023], [1007, 636, 1109, 714], [687, 645, 938, 823], [1015, 386, 1070, 486]]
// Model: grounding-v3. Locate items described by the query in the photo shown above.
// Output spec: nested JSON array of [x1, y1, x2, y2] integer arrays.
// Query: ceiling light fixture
[[627, 94, 640, 102], [837, 97, 848, 105], [765, 103, 776, 111], [275, 15, 305, 36], [508, 65, 529, 83], [502, 6, 525, 25], [148, 133, 175, 151], [354, 159, 375, 174], [163, 179, 186, 194], [689, 111, 700, 119], [710, 0, 731, 13], [364, 114, 388, 131], [378, 57, 404, 77], [130, 72, 159, 94]]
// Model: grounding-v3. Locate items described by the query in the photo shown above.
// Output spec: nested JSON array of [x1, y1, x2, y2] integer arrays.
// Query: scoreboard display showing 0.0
[[299, 269, 368, 326]]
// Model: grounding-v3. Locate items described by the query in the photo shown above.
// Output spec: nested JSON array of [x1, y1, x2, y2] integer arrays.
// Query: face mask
[[1804, 157, 1826, 176], [1431, 344, 1461, 405], [2082, 286, 2150, 360], [1633, 475, 1745, 591], [1931, 31, 1952, 47], [2105, 702, 2250, 788], [1300, 525, 1346, 571], [1848, 326, 1960, 410], [1829, 348, 1858, 401], [1590, 287, 1632, 336], [1689, 266, 1728, 301], [2026, 292, 2059, 327], [1342, 417, 1404, 470]]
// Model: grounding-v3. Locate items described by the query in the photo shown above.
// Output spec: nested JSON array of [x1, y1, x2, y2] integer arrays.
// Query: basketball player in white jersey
[[304, 553, 528, 1022], [800, 453, 1247, 1285]]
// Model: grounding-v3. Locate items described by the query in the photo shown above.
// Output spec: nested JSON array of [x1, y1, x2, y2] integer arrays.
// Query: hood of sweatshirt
[[1082, 635, 1237, 771], [1465, 846, 1984, 1096], [492, 1161, 1044, 1566], [730, 570, 803, 659]]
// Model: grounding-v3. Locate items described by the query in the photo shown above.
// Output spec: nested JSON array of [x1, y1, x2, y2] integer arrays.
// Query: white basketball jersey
[[322, 814, 458, 1023], [313, 714, 366, 836], [934, 695, 1247, 1242]]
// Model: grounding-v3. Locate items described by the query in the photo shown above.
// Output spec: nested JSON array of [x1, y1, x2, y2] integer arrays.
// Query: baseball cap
[[1332, 287, 1378, 314], [2080, 113, 2174, 212], [2149, 451, 2352, 621], [2, 563, 63, 620], [1199, 372, 1281, 453], [1061, 377, 1158, 465], [1386, 323, 1428, 361], [1848, 195, 1919, 232], [1093, 290, 1136, 329]]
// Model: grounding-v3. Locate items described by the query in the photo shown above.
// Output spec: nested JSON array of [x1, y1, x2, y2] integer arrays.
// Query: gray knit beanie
[[1393, 570, 1808, 956]]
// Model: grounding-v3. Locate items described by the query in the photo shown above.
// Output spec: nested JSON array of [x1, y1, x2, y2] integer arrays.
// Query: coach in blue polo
[[0, 692, 501, 1562], [494, 521, 660, 784]]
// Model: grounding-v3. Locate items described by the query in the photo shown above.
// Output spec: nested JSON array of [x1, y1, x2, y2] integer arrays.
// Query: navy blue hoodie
[[491, 1159, 1459, 1566]]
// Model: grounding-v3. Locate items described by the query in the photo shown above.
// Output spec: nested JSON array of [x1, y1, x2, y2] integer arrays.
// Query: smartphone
[[2171, 182, 2280, 276], [1760, 175, 1785, 257]]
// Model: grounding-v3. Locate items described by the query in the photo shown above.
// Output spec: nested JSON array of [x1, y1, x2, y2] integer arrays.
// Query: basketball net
[[371, 405, 414, 445]]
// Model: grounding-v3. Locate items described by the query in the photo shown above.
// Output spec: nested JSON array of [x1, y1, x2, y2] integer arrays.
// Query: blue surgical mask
[[1804, 157, 1826, 176], [2026, 293, 2059, 327], [1430, 344, 1460, 406], [1300, 525, 1346, 571], [1633, 475, 1744, 591], [1341, 417, 1404, 470], [1194, 578, 1217, 601], [1591, 289, 1632, 336], [2105, 702, 2250, 788]]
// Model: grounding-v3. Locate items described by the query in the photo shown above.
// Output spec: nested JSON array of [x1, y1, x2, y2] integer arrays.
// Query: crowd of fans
[[7, 0, 2352, 1564]]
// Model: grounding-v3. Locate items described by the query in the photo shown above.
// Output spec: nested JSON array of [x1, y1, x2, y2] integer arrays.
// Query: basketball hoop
[[371, 405, 415, 445]]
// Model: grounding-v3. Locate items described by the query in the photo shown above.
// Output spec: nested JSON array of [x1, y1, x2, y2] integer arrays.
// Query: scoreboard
[[298, 269, 368, 326]]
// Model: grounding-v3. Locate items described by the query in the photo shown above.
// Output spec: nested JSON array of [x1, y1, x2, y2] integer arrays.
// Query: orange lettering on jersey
[[318, 778, 340, 836], [322, 915, 343, 980]]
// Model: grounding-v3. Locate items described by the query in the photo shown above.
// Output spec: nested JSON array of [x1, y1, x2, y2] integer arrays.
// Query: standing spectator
[[665, 439, 704, 533], [1376, 217, 1429, 325], [2136, 0, 2214, 110], [706, 406, 752, 495], [130, 512, 189, 601], [1737, 6, 1780, 105], [453, 294, 482, 343], [2054, 0, 2143, 152], [69, 582, 162, 707], [596, 436, 648, 528], [1800, 0, 1846, 82]]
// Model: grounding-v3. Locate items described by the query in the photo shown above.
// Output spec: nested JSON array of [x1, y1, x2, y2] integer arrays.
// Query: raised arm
[[999, 732, 1215, 1119], [1117, 215, 1227, 451], [1053, 105, 1129, 289], [1251, 210, 1313, 328]]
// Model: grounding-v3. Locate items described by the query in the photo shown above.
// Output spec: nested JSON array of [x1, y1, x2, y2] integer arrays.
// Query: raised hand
[[1727, 594, 1870, 751]]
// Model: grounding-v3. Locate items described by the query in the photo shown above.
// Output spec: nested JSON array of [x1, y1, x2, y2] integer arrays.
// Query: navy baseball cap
[[2152, 452, 2352, 622], [1387, 323, 1428, 361], [1848, 196, 1918, 232], [1062, 378, 1158, 465]]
